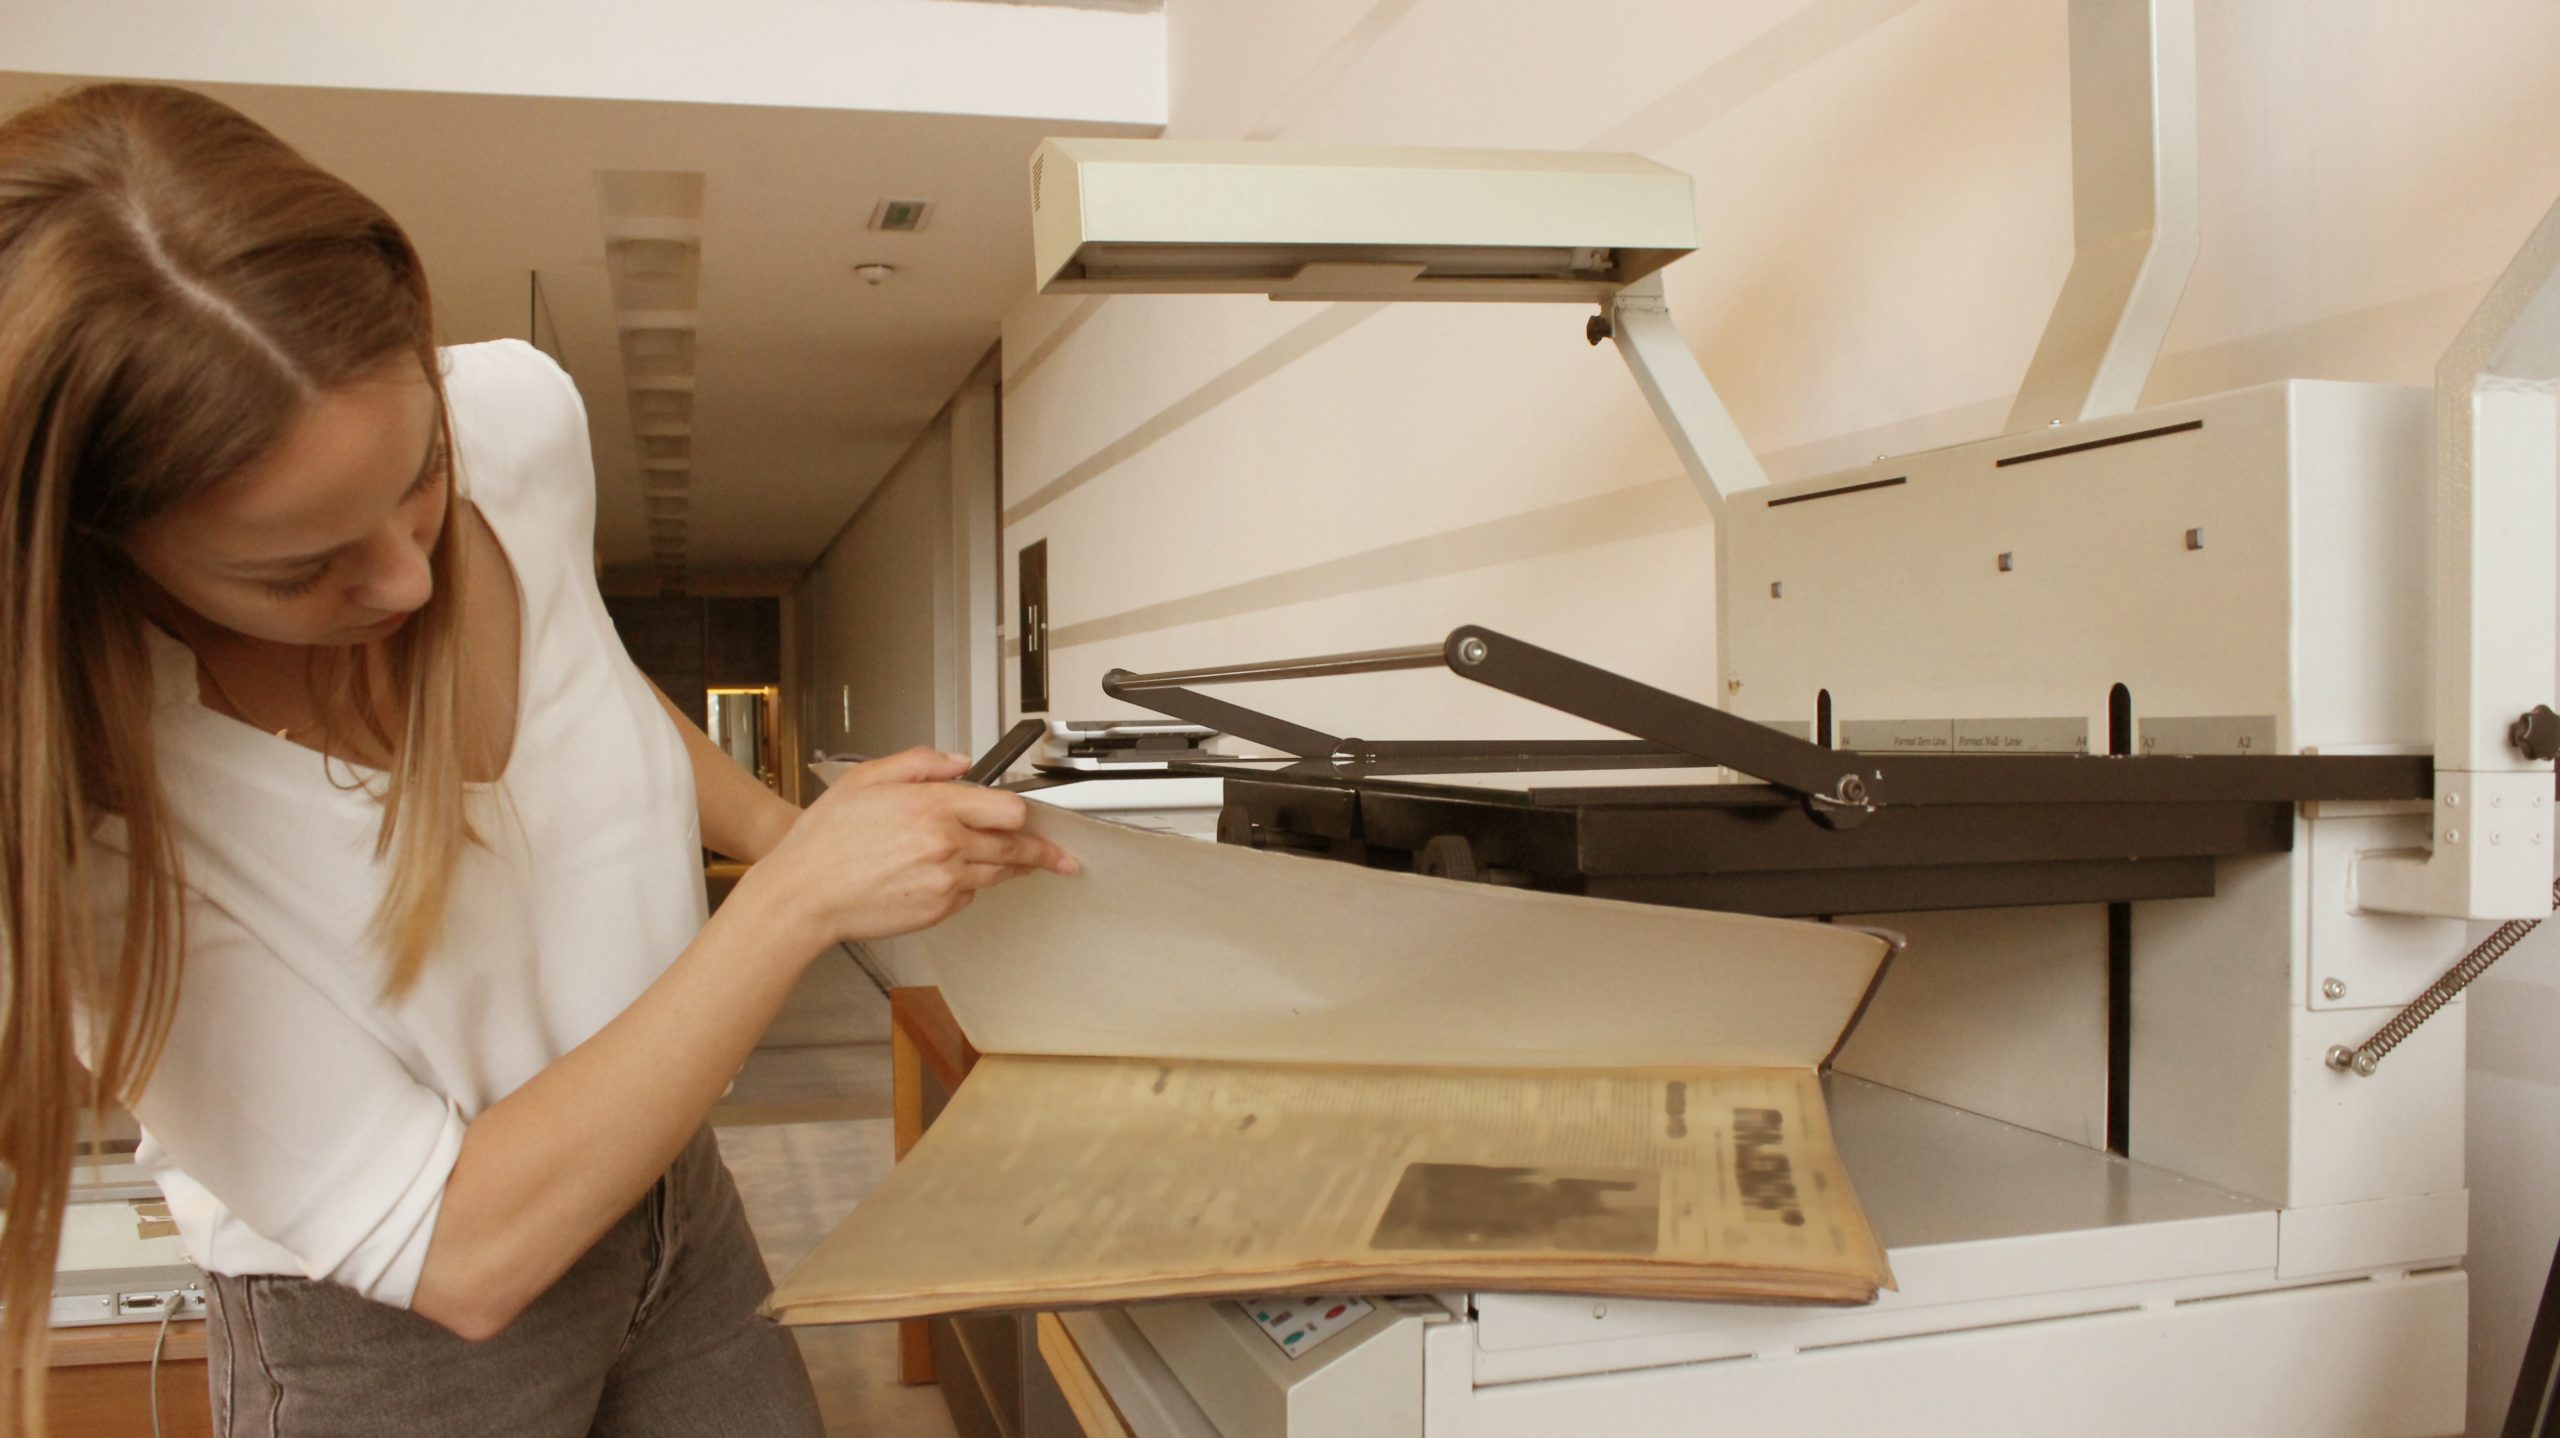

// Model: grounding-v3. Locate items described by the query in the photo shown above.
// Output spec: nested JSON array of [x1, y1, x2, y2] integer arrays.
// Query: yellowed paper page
[[914, 805, 1893, 1071], [770, 1055, 1890, 1325]]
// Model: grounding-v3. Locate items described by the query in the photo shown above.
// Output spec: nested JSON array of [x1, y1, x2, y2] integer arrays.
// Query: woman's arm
[[408, 749, 1074, 1340], [646, 679, 808, 863]]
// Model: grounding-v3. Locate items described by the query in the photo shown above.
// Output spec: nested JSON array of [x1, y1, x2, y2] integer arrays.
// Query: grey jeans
[[202, 1128, 825, 1437]]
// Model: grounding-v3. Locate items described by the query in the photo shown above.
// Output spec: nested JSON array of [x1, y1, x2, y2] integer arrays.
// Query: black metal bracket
[[1100, 671, 1344, 760], [1440, 625, 1876, 827], [1103, 625, 2433, 818], [1101, 626, 1873, 820]]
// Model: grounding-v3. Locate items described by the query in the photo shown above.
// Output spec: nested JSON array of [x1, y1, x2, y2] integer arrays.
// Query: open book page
[[769, 1054, 1891, 1325], [910, 805, 1895, 1071]]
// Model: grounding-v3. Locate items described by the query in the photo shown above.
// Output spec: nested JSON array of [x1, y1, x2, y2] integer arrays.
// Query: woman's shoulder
[[438, 340, 596, 540], [439, 338, 583, 441]]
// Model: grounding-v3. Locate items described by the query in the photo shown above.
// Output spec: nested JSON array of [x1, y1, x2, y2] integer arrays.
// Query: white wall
[[998, 3, 2560, 1433], [2475, 914, 2560, 1431], [0, 0, 1164, 124], [806, 423, 952, 761], [801, 362, 1002, 764]]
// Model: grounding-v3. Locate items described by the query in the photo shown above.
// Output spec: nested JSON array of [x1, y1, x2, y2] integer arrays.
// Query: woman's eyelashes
[[260, 563, 331, 600], [257, 449, 445, 602], [410, 447, 447, 502]]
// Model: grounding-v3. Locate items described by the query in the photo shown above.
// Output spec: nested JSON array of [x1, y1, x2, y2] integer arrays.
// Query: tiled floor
[[718, 953, 960, 1438]]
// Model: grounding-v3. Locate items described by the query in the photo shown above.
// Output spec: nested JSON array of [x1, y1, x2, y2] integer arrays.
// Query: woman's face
[[125, 359, 446, 649]]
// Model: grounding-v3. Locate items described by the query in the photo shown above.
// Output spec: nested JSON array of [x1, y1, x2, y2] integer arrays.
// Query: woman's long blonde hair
[[0, 84, 475, 1434]]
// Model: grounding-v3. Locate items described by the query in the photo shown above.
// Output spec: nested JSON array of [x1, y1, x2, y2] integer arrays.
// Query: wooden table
[[1036, 1314, 1135, 1438], [889, 985, 980, 1387], [47, 1318, 211, 1438], [889, 986, 1137, 1438]]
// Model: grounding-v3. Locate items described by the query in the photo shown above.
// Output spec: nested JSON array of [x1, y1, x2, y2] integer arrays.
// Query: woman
[[0, 83, 1073, 1436]]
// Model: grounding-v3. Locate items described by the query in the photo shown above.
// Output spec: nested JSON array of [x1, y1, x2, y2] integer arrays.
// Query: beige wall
[[997, 3, 2560, 1432], [1005, 1, 2560, 735], [798, 360, 1002, 766], [804, 422, 953, 761], [0, 0, 1164, 123]]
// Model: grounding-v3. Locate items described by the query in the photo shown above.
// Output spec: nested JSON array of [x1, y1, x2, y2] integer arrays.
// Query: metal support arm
[[2006, 0, 2198, 431], [1106, 627, 2427, 812], [2355, 189, 2560, 921], [1603, 274, 1771, 523], [1104, 628, 1873, 820], [1439, 626, 1870, 818], [1100, 670, 1348, 760]]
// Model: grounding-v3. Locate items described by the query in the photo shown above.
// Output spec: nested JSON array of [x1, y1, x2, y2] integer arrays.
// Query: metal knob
[[2511, 704, 2560, 761]]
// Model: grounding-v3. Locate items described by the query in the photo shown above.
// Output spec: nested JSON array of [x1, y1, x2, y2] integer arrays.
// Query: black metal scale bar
[[1210, 773, 2281, 917], [2105, 685, 2136, 1157]]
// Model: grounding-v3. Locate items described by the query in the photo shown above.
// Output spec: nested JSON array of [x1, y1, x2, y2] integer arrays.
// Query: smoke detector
[[853, 263, 896, 286]]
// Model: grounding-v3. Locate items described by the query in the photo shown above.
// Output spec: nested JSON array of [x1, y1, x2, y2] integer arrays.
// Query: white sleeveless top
[[116, 340, 706, 1307]]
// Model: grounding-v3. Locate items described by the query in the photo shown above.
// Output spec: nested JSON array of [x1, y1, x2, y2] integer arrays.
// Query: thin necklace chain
[[192, 647, 337, 736], [193, 649, 316, 742]]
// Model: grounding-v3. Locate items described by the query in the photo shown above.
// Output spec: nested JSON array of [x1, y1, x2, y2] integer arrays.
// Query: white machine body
[[1076, 382, 2483, 1437]]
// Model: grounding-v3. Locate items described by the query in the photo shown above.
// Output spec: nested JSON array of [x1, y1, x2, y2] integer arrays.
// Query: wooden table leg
[[1038, 1314, 1134, 1438], [890, 1016, 934, 1386]]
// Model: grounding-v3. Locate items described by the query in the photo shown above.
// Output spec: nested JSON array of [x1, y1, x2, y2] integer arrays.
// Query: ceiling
[[0, 73, 1157, 588]]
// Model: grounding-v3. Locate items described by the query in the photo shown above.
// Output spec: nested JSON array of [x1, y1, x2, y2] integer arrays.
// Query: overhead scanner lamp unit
[[1028, 138, 1697, 303]]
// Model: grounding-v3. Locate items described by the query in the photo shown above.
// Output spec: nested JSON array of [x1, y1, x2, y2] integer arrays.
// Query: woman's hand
[[739, 746, 1078, 950], [418, 743, 1072, 1340], [830, 747, 972, 789]]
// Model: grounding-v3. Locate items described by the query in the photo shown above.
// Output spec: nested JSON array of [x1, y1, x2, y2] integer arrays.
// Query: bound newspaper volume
[[768, 804, 1897, 1325]]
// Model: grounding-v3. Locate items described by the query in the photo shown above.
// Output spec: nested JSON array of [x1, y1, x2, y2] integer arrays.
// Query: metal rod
[[2328, 879, 2558, 1076], [1098, 677, 1342, 760], [1444, 625, 1871, 811], [1104, 643, 1446, 691]]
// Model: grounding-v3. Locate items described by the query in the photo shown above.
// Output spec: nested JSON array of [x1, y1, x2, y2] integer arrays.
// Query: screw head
[[2321, 977, 2346, 1000], [1456, 637, 1489, 666]]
